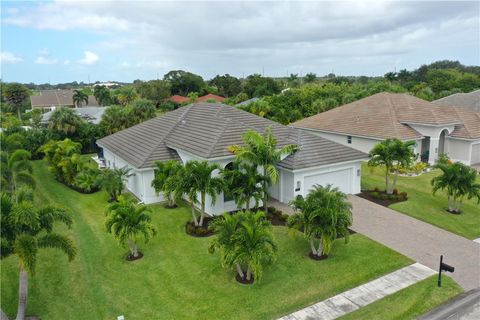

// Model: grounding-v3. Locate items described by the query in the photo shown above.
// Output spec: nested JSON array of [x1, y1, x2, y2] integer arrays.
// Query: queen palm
[[0, 194, 76, 320], [228, 127, 298, 210], [48, 107, 83, 135], [152, 160, 184, 208], [209, 211, 277, 283], [72, 89, 88, 108], [431, 162, 480, 213], [288, 184, 352, 259], [0, 150, 35, 201], [222, 162, 266, 211], [105, 196, 157, 258]]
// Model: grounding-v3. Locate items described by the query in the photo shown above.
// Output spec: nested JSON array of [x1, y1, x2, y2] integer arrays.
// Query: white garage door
[[303, 168, 353, 196], [472, 143, 480, 165]]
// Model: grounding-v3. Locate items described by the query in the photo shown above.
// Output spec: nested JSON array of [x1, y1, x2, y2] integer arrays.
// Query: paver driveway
[[348, 195, 480, 291]]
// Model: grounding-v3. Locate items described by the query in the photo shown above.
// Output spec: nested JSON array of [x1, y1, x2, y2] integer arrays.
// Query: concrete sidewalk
[[348, 195, 480, 291], [279, 263, 436, 320]]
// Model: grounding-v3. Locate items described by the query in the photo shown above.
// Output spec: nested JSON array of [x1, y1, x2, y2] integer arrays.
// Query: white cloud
[[35, 49, 58, 64], [0, 51, 23, 64], [79, 51, 99, 65]]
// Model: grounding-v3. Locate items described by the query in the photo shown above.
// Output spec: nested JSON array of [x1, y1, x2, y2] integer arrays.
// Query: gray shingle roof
[[433, 90, 480, 112], [41, 107, 106, 125], [31, 89, 100, 108], [97, 103, 367, 169]]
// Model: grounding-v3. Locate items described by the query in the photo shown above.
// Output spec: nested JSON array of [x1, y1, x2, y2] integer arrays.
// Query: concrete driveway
[[348, 195, 480, 291]]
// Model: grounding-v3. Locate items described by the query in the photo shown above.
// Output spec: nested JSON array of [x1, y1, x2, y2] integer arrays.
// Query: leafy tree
[[129, 98, 156, 123], [368, 139, 416, 194], [48, 107, 84, 135], [209, 211, 277, 283], [209, 74, 241, 97], [72, 89, 89, 108], [151, 160, 184, 208], [134, 80, 171, 107], [97, 166, 133, 202], [431, 162, 480, 213], [222, 162, 265, 210], [2, 83, 30, 118], [187, 92, 199, 103], [0, 193, 76, 320], [288, 185, 352, 258], [163, 70, 205, 96], [229, 127, 298, 209], [39, 139, 82, 183], [113, 86, 138, 106], [0, 149, 35, 200], [93, 85, 111, 106], [105, 196, 157, 258], [243, 74, 281, 98], [304, 72, 317, 83]]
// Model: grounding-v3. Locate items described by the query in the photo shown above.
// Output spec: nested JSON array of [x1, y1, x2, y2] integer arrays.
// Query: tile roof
[[433, 90, 480, 112], [292, 92, 471, 140], [30, 89, 100, 108], [196, 93, 225, 102], [449, 106, 480, 140], [97, 103, 367, 169], [169, 95, 189, 104]]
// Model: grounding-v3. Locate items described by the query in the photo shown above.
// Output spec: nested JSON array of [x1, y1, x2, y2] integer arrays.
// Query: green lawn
[[338, 275, 463, 320], [0, 160, 415, 320], [362, 163, 480, 239]]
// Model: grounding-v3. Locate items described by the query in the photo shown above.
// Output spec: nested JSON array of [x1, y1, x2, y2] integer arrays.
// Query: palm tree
[[228, 127, 298, 210], [72, 89, 89, 108], [105, 196, 157, 258], [431, 162, 480, 213], [114, 87, 138, 106], [74, 168, 101, 192], [93, 85, 111, 106], [222, 162, 266, 211], [3, 83, 30, 119], [39, 139, 82, 183], [209, 211, 277, 283], [0, 194, 76, 320], [48, 107, 83, 135], [368, 138, 416, 194], [288, 184, 352, 259], [99, 105, 129, 135], [151, 160, 184, 208], [97, 166, 133, 202], [0, 150, 35, 201]]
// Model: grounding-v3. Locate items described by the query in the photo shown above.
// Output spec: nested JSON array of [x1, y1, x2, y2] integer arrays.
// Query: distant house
[[196, 93, 225, 103], [30, 89, 100, 109], [41, 107, 106, 125], [97, 103, 366, 214], [169, 95, 190, 104], [292, 92, 480, 166], [433, 89, 480, 112], [235, 97, 259, 107]]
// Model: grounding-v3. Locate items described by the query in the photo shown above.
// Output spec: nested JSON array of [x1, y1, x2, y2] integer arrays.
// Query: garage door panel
[[303, 168, 352, 196]]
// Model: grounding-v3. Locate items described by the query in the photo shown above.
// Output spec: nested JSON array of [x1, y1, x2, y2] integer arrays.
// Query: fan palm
[[152, 160, 184, 208], [48, 107, 83, 135], [105, 196, 157, 258], [431, 162, 480, 213], [0, 149, 35, 201], [228, 126, 298, 210], [72, 89, 89, 108], [222, 162, 266, 211], [209, 211, 277, 283], [0, 194, 76, 320], [288, 184, 352, 259]]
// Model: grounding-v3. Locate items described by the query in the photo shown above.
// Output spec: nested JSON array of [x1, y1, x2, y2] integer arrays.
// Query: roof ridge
[[387, 94, 401, 138], [452, 106, 476, 139], [139, 106, 192, 167], [207, 116, 231, 157]]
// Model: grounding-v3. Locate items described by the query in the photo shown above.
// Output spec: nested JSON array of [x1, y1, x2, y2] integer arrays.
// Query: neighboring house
[[196, 93, 225, 103], [41, 107, 107, 125], [433, 89, 480, 112], [97, 103, 366, 215], [235, 97, 260, 107], [30, 89, 100, 109], [169, 95, 190, 104], [292, 92, 480, 165]]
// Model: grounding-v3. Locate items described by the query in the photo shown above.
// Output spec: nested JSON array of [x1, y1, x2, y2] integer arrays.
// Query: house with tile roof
[[196, 93, 225, 103], [292, 92, 480, 166], [433, 89, 480, 112], [97, 103, 367, 214], [30, 89, 100, 109]]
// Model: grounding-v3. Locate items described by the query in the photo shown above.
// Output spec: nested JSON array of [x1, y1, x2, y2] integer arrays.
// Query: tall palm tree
[[105, 196, 157, 258], [72, 89, 89, 108], [391, 139, 417, 191], [288, 184, 352, 259], [93, 85, 111, 106], [48, 107, 83, 135], [228, 126, 298, 210], [97, 166, 133, 202], [0, 150, 35, 201], [222, 162, 266, 211], [0, 194, 76, 320], [209, 211, 277, 283], [151, 160, 184, 208], [431, 162, 480, 213]]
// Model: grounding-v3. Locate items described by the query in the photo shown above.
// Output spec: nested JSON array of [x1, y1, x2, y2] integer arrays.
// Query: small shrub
[[392, 189, 398, 195], [267, 206, 277, 214], [281, 214, 289, 221], [370, 191, 380, 198], [379, 194, 389, 200], [374, 187, 380, 192]]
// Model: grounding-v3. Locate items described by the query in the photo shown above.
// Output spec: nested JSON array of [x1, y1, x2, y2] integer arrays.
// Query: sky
[[1, 0, 479, 84]]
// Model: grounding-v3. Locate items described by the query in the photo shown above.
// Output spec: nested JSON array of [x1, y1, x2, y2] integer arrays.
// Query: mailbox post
[[437, 255, 455, 287]]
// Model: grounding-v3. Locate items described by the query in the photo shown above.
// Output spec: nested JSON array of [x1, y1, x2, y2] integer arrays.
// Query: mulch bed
[[185, 216, 215, 237], [446, 209, 461, 215], [358, 190, 407, 207], [268, 215, 287, 226], [165, 204, 178, 209], [309, 252, 329, 260], [126, 251, 144, 261], [236, 273, 254, 285]]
